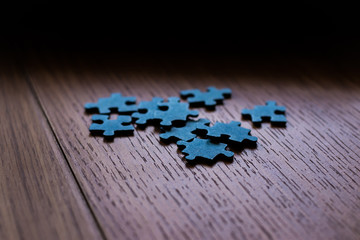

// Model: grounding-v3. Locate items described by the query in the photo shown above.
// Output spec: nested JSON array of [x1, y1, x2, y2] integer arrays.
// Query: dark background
[[1, 2, 359, 59]]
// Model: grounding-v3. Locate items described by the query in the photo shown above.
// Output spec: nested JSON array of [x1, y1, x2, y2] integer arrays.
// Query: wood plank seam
[[24, 68, 108, 240]]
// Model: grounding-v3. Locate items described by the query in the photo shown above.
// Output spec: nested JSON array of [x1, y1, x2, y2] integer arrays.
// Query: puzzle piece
[[160, 118, 210, 142], [157, 97, 199, 127], [89, 115, 134, 137], [242, 101, 286, 124], [132, 97, 198, 128], [85, 93, 137, 114], [131, 97, 163, 125], [180, 86, 232, 109], [177, 138, 234, 161], [206, 121, 257, 145]]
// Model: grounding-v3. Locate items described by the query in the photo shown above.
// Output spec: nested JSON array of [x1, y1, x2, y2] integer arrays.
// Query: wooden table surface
[[1, 52, 359, 240]]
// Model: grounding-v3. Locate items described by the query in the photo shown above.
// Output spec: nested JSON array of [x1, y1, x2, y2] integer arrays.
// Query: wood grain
[[26, 55, 360, 240], [0, 63, 103, 240]]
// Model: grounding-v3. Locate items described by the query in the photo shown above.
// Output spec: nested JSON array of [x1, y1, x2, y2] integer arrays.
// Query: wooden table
[[1, 52, 359, 240]]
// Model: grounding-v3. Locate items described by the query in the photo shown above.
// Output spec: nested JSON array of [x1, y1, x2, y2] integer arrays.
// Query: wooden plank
[[0, 63, 103, 240], [27, 56, 360, 240]]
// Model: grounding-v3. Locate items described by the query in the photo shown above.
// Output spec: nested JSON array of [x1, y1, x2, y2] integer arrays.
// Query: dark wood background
[[1, 3, 360, 240]]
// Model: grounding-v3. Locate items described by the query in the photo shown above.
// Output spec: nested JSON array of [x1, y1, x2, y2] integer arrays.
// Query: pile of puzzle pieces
[[84, 87, 287, 163]]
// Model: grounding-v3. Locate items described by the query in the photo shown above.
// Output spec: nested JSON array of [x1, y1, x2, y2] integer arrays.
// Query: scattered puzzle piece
[[177, 138, 234, 161], [180, 86, 232, 109], [89, 115, 134, 137], [85, 93, 137, 114], [132, 97, 198, 128], [157, 97, 199, 127], [131, 97, 163, 125], [242, 101, 286, 124], [160, 118, 210, 142], [206, 121, 257, 145]]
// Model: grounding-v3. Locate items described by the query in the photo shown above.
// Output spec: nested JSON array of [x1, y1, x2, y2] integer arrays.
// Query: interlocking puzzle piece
[[206, 121, 257, 145], [177, 138, 234, 161], [131, 97, 163, 125], [132, 97, 198, 128], [160, 118, 210, 142], [242, 101, 286, 124], [157, 97, 199, 127], [89, 115, 134, 137], [180, 86, 232, 109], [85, 93, 137, 114]]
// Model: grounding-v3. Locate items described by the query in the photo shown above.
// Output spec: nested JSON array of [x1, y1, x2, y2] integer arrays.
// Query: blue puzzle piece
[[132, 97, 163, 125], [160, 118, 210, 142], [157, 97, 199, 127], [177, 138, 234, 161], [206, 121, 257, 145], [132, 97, 198, 128], [85, 93, 137, 114], [242, 101, 286, 124], [180, 86, 232, 109], [89, 115, 134, 137]]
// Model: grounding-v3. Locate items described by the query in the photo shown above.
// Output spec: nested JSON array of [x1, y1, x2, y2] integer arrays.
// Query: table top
[[1, 53, 359, 240]]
